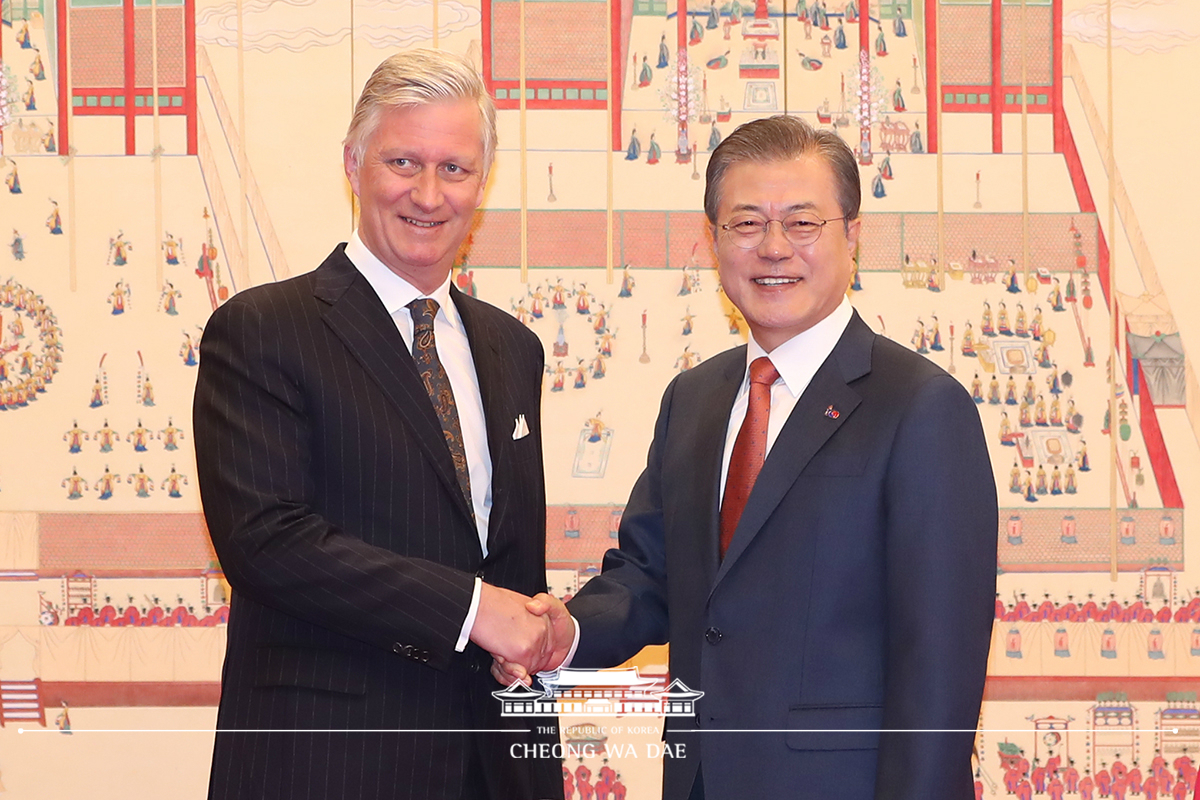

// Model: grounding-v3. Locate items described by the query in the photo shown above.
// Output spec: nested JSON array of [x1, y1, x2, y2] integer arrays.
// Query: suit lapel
[[452, 288, 514, 540], [312, 248, 472, 524], [685, 351, 745, 592], [713, 312, 875, 589]]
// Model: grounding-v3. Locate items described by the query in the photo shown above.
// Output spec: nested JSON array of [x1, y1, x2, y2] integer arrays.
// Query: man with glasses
[[505, 115, 997, 799]]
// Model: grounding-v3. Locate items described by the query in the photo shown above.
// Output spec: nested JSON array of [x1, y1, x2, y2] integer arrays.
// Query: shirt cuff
[[455, 576, 483, 652], [538, 615, 581, 677]]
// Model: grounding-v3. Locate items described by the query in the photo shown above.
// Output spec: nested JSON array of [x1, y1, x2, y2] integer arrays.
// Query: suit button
[[705, 627, 723, 644], [470, 661, 481, 673], [392, 642, 404, 655]]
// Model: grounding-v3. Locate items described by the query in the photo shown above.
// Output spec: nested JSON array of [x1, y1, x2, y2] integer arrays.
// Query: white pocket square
[[512, 414, 531, 440]]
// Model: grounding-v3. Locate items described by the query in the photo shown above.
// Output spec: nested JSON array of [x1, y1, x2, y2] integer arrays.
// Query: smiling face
[[712, 155, 860, 352], [344, 98, 486, 293]]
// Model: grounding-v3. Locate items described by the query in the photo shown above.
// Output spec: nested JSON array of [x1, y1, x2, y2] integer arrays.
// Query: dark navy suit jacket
[[568, 311, 997, 800]]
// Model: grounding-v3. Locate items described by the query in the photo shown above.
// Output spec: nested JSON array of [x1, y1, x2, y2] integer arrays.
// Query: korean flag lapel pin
[[824, 404, 840, 420]]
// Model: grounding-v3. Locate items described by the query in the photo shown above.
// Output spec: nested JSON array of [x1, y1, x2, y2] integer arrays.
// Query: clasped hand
[[469, 584, 573, 686]]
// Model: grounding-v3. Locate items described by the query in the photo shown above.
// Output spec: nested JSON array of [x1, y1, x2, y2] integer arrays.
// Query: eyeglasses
[[719, 212, 846, 249]]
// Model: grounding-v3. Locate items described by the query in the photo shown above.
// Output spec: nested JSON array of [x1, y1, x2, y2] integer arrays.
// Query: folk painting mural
[[0, 0, 1198, 795]]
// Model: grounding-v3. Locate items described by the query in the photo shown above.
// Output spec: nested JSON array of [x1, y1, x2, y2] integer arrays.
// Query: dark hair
[[704, 115, 860, 225]]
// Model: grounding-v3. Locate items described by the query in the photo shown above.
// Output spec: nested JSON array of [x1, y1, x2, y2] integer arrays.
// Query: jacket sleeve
[[876, 373, 998, 800], [193, 295, 476, 669]]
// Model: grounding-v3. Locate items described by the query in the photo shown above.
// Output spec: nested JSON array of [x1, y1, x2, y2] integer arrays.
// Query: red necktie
[[719, 356, 780, 559]]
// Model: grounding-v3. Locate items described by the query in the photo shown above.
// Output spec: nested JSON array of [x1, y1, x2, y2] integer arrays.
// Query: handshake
[[468, 583, 576, 686]]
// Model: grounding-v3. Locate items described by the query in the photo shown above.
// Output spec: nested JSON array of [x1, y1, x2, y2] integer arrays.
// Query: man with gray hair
[[195, 49, 564, 800], [505, 115, 997, 799]]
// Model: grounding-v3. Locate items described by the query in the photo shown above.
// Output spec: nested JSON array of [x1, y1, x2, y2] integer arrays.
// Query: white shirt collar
[[745, 297, 854, 395], [343, 231, 463, 332]]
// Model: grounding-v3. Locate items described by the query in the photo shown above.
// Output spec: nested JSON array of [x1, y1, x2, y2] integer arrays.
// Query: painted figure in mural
[[681, 307, 695, 336], [707, 0, 720, 29], [961, 321, 976, 356], [1030, 305, 1043, 340], [618, 266, 635, 297], [16, 19, 32, 48], [29, 49, 46, 81], [987, 374, 1001, 405], [875, 24, 887, 56], [871, 164, 886, 198], [844, 0, 857, 22], [929, 315, 943, 351], [673, 343, 700, 371], [647, 131, 662, 164], [911, 319, 928, 353], [159, 418, 185, 450], [109, 231, 132, 265], [108, 280, 129, 315], [798, 51, 823, 71], [128, 466, 153, 498], [159, 280, 181, 315], [1035, 395, 1048, 426], [192, 50, 562, 800], [980, 300, 995, 336], [893, 10, 907, 36], [141, 373, 155, 405], [690, 14, 704, 45], [811, 0, 828, 29], [879, 151, 893, 180], [910, 121, 924, 153], [502, 115, 996, 800], [10, 230, 24, 261], [162, 466, 188, 498], [590, 302, 608, 334], [573, 358, 588, 389], [626, 126, 641, 160], [96, 467, 120, 500], [64, 421, 89, 453], [528, 286, 545, 318], [597, 329, 617, 358], [706, 50, 730, 70], [575, 282, 592, 315], [658, 32, 670, 68], [999, 411, 1012, 442], [1078, 439, 1090, 471], [724, 1, 741, 37], [1019, 398, 1032, 427], [127, 420, 152, 452], [1023, 375, 1036, 405], [638, 55, 653, 87], [1014, 303, 1028, 337], [834, 18, 847, 48], [1047, 363, 1061, 394], [726, 307, 742, 334], [179, 331, 198, 365], [162, 232, 181, 265], [892, 80, 906, 112], [46, 200, 62, 234], [550, 277, 567, 309], [5, 160, 20, 194], [590, 352, 607, 379], [62, 469, 88, 500], [22, 80, 36, 112], [1061, 274, 1074, 305], [997, 300, 1011, 335], [550, 360, 567, 391], [970, 373, 983, 403], [94, 420, 117, 452]]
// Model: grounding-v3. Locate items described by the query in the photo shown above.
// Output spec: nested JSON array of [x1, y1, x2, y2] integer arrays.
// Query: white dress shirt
[[718, 298, 854, 506], [344, 232, 490, 651]]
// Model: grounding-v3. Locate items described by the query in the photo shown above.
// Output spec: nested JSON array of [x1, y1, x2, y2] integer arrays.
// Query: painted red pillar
[[123, 0, 136, 154], [57, 0, 69, 155], [990, 0, 1002, 153], [1051, 0, 1063, 153], [924, 0, 937, 153], [185, 0, 197, 155]]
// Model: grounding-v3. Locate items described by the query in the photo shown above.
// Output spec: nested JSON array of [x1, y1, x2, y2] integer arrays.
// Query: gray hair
[[344, 49, 497, 172], [703, 115, 860, 226]]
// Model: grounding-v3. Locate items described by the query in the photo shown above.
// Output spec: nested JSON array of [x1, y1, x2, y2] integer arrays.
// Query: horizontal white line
[[0, 684, 37, 690], [2, 702, 39, 709], [16, 728, 1180, 735], [2, 693, 39, 700], [19, 728, 533, 734], [4, 712, 42, 719]]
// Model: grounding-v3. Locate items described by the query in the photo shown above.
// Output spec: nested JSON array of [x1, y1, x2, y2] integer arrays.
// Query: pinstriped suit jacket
[[194, 246, 562, 800]]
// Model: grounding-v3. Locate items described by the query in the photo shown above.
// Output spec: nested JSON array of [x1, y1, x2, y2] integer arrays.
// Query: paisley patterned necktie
[[407, 298, 474, 516]]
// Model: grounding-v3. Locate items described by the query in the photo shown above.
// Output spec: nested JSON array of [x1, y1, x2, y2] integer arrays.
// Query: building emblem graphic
[[492, 667, 704, 717]]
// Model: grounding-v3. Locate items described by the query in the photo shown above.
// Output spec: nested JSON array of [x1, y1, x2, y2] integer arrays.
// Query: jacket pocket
[[253, 645, 370, 696], [784, 704, 883, 751]]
